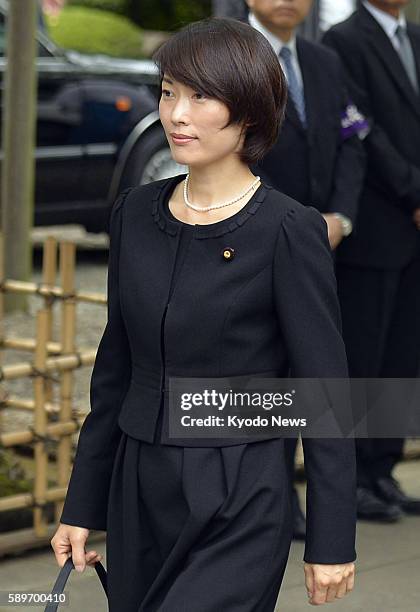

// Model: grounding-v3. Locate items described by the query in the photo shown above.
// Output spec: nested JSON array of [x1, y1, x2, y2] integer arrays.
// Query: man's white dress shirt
[[248, 11, 303, 90], [363, 1, 407, 52]]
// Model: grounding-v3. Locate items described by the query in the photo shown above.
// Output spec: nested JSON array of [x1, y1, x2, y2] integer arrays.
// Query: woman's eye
[[160, 89, 205, 100]]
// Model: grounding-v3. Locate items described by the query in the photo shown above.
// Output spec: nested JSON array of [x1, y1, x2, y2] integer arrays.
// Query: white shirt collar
[[248, 11, 298, 57], [363, 1, 407, 38]]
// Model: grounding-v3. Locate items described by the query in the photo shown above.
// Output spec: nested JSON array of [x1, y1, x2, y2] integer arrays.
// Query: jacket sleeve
[[59, 188, 133, 530], [323, 27, 420, 215], [273, 204, 357, 564], [326, 52, 366, 224]]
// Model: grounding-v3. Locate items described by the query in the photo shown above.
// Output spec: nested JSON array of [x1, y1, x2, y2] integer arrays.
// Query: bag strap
[[44, 557, 107, 611]]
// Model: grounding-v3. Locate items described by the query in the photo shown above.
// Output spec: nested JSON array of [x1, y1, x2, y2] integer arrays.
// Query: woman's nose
[[171, 98, 191, 124]]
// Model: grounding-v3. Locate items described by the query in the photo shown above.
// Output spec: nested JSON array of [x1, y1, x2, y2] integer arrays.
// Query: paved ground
[[277, 459, 420, 611], [0, 459, 418, 612]]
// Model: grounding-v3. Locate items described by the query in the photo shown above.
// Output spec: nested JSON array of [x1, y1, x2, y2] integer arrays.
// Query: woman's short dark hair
[[152, 17, 287, 165]]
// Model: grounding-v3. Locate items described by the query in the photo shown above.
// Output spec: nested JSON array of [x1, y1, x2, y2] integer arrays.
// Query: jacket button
[[222, 247, 235, 260]]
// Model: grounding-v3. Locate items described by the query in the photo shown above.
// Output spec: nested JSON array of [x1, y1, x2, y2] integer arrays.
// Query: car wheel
[[120, 125, 187, 189]]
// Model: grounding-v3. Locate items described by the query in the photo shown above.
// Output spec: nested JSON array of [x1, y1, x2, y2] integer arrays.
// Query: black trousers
[[105, 428, 294, 611], [335, 249, 420, 487]]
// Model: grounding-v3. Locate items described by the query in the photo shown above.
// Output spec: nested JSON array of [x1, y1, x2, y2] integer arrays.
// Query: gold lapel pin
[[222, 247, 235, 261]]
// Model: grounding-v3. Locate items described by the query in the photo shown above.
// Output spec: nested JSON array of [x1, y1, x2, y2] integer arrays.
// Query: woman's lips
[[171, 134, 197, 145]]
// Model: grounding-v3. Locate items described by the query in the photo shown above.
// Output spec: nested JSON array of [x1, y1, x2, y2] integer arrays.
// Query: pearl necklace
[[183, 174, 261, 212]]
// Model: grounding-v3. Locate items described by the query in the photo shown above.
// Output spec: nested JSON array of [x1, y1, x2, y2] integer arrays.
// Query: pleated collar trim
[[151, 173, 269, 239]]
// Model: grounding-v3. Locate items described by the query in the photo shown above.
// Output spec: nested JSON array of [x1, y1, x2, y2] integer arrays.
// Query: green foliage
[[0, 450, 31, 497], [0, 450, 56, 533], [130, 0, 212, 31], [0, 472, 31, 497], [46, 6, 145, 59], [68, 0, 129, 15], [68, 0, 212, 31]]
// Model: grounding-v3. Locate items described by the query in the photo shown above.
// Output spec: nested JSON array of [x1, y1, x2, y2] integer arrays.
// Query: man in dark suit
[[247, 1, 365, 248], [323, 0, 420, 521], [246, 0, 366, 539]]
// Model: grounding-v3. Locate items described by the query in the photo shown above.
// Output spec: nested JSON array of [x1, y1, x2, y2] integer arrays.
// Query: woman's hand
[[303, 562, 355, 605], [51, 523, 103, 572]]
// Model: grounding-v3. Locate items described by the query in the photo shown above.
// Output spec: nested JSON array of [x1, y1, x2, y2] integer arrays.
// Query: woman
[[51, 17, 357, 610]]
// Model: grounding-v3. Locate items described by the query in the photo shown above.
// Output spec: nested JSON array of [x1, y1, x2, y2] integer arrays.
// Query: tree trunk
[[1, 1, 38, 313]]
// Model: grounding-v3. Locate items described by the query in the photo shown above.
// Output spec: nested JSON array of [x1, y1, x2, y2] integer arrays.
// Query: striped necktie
[[279, 46, 307, 127]]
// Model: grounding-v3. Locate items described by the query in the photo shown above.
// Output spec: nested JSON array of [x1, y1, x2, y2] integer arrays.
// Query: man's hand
[[322, 214, 344, 250], [304, 562, 355, 605], [412, 208, 420, 230]]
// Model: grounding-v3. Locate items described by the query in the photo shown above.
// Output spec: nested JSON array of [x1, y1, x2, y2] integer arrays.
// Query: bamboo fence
[[0, 233, 106, 554]]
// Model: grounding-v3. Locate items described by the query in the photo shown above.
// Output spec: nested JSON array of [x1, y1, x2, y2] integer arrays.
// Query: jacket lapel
[[245, 12, 305, 133], [407, 22, 420, 94], [285, 95, 305, 133], [359, 6, 420, 120], [296, 37, 323, 144]]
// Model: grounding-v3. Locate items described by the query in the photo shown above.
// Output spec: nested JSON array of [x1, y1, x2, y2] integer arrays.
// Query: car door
[[35, 34, 88, 225]]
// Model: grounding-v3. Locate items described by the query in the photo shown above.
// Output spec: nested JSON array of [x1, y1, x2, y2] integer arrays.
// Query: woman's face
[[159, 74, 246, 167]]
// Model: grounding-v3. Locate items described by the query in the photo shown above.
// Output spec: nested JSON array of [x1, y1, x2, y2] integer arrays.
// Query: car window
[[38, 40, 54, 57], [0, 9, 56, 58]]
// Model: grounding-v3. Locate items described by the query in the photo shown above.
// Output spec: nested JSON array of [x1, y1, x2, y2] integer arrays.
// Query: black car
[[0, 1, 184, 233]]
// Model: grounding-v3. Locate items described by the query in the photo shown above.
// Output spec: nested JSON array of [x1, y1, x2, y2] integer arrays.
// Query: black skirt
[[105, 424, 294, 612]]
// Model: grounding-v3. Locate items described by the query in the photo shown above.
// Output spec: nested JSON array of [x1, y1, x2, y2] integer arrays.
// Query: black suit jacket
[[252, 35, 365, 227], [323, 6, 420, 269], [60, 175, 357, 564]]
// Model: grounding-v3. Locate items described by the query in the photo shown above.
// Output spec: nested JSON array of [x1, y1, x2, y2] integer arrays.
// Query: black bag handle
[[44, 557, 108, 611]]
